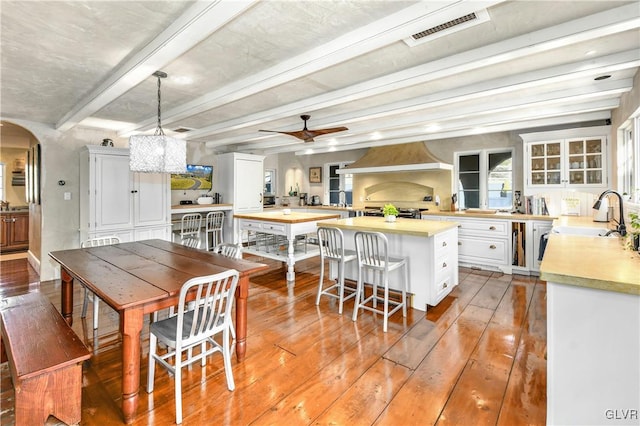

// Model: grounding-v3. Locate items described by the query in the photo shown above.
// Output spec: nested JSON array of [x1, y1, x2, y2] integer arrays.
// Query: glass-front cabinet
[[525, 135, 607, 189]]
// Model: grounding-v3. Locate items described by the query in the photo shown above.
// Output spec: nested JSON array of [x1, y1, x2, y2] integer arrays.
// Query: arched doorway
[[0, 121, 39, 263]]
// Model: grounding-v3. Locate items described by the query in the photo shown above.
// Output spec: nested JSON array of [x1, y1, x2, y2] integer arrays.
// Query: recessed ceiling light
[[328, 146, 337, 152], [594, 75, 611, 81], [370, 131, 382, 140], [425, 124, 441, 132], [585, 50, 597, 56], [304, 148, 314, 155], [328, 138, 338, 145]]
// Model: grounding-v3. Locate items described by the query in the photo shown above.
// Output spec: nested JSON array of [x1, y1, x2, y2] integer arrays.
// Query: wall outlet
[[64, 192, 71, 201]]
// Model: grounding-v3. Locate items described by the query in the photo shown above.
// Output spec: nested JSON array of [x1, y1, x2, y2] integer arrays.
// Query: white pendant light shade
[[129, 70, 187, 174], [129, 135, 186, 173]]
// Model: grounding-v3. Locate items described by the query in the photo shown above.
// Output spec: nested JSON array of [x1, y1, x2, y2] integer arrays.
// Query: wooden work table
[[233, 211, 340, 284]]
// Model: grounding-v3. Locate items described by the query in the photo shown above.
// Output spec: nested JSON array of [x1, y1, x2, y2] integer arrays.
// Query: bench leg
[[15, 363, 83, 426]]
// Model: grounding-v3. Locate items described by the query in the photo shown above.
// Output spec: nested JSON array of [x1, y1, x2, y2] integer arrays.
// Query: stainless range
[[361, 206, 422, 219]]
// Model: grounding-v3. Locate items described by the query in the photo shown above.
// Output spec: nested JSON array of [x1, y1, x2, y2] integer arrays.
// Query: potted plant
[[383, 203, 399, 222], [627, 212, 640, 252]]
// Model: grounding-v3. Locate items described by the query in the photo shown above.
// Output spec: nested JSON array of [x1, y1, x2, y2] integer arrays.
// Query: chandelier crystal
[[129, 71, 186, 174]]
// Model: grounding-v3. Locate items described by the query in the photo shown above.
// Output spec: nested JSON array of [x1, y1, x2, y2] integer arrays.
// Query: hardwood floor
[[0, 256, 547, 425]]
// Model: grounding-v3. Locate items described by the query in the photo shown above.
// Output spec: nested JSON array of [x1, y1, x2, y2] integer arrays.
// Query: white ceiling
[[1, 0, 639, 156]]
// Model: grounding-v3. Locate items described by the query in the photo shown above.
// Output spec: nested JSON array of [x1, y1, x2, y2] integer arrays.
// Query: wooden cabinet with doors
[[79, 145, 171, 243], [522, 127, 609, 191], [0, 211, 29, 252]]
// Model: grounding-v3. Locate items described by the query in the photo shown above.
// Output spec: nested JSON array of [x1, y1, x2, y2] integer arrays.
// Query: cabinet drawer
[[434, 273, 455, 304], [241, 220, 263, 231], [457, 219, 508, 237], [262, 223, 286, 235], [434, 254, 454, 283], [458, 236, 509, 264]]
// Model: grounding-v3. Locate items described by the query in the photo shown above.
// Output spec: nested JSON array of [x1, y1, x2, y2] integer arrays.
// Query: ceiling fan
[[259, 114, 348, 142]]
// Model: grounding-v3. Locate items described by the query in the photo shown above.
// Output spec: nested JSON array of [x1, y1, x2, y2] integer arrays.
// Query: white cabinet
[[456, 217, 510, 270], [530, 220, 553, 272], [521, 127, 609, 191], [80, 145, 171, 243], [217, 153, 265, 212], [217, 152, 265, 243]]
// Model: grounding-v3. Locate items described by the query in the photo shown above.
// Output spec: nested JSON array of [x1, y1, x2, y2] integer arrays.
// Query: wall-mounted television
[[171, 164, 213, 190]]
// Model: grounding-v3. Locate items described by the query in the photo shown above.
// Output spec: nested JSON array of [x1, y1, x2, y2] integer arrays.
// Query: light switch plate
[[64, 192, 71, 200]]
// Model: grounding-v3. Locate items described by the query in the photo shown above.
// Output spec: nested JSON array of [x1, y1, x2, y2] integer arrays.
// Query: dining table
[[49, 239, 268, 424]]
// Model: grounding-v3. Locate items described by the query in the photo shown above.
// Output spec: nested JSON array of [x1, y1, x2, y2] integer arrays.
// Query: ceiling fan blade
[[259, 116, 348, 143]]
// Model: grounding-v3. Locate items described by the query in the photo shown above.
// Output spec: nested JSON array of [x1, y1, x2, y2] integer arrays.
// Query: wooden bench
[[0, 292, 90, 425]]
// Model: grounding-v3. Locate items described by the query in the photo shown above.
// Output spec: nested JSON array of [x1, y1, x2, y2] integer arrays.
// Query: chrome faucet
[[338, 190, 346, 207], [593, 190, 626, 237]]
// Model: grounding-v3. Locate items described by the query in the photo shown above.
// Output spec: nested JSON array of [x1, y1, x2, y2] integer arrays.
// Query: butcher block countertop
[[421, 210, 555, 221], [316, 216, 457, 237], [233, 211, 340, 223], [540, 216, 640, 296]]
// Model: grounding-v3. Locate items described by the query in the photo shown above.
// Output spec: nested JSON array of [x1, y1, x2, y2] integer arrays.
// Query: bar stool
[[205, 211, 225, 251], [352, 231, 407, 332], [180, 213, 202, 248], [315, 227, 357, 314]]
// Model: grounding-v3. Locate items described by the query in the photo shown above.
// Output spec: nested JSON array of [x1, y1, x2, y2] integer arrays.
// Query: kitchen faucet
[[338, 190, 346, 207], [593, 190, 626, 237]]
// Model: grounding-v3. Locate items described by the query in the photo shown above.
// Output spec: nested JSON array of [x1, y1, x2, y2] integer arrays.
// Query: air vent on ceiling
[[172, 127, 194, 133], [403, 9, 490, 47]]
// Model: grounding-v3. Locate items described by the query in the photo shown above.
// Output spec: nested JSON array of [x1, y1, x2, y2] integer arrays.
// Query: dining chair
[[147, 269, 239, 425], [80, 235, 121, 330], [352, 231, 407, 332], [204, 211, 225, 251], [212, 242, 241, 259], [315, 227, 357, 314], [179, 213, 202, 248]]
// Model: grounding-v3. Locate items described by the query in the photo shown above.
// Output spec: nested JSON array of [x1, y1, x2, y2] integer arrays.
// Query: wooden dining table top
[[49, 239, 268, 311]]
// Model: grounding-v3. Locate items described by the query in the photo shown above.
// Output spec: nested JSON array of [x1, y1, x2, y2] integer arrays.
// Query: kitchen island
[[234, 211, 340, 284], [317, 216, 459, 310], [540, 221, 640, 425]]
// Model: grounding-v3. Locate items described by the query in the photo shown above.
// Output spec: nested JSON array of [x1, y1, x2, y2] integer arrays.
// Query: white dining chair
[[80, 235, 121, 330], [212, 242, 240, 259], [352, 231, 407, 332], [204, 211, 225, 251], [147, 269, 239, 424], [315, 227, 357, 314]]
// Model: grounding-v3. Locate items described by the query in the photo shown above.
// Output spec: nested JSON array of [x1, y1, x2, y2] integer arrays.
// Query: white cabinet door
[[134, 172, 168, 227], [235, 157, 263, 211], [95, 154, 134, 231]]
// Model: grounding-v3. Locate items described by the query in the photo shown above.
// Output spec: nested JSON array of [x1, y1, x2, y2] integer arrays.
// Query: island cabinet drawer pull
[[442, 282, 448, 289], [458, 241, 462, 246], [489, 226, 496, 230], [489, 244, 496, 249], [442, 262, 447, 268], [442, 241, 447, 247]]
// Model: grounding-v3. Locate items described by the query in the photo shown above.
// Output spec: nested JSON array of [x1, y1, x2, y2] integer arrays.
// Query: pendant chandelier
[[129, 71, 186, 173]]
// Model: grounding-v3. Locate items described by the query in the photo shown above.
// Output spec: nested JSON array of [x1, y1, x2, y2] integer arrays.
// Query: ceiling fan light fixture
[[129, 71, 186, 174]]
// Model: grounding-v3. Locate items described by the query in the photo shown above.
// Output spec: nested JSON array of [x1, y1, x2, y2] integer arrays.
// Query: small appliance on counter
[[299, 193, 307, 206], [593, 196, 609, 222], [310, 195, 321, 205], [263, 194, 276, 207]]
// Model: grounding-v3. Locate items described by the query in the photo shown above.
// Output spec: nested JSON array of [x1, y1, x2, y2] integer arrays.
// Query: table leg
[[286, 237, 295, 283], [120, 307, 144, 424], [60, 268, 74, 325], [235, 275, 249, 362]]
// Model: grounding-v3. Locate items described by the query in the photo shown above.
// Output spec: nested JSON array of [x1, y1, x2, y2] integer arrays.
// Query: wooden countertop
[[540, 218, 640, 295], [316, 216, 458, 237], [421, 210, 555, 221], [234, 211, 340, 224]]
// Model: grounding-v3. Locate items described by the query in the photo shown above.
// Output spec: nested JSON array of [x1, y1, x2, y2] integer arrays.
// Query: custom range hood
[[336, 142, 452, 174]]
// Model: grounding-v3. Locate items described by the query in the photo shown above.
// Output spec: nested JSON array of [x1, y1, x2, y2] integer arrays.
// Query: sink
[[551, 225, 612, 237]]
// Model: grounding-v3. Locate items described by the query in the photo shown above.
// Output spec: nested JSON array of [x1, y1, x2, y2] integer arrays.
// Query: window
[[325, 162, 353, 206], [456, 149, 513, 210], [618, 113, 639, 204], [264, 169, 276, 194]]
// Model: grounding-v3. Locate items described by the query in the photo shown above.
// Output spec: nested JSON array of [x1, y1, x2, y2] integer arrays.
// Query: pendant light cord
[[154, 71, 167, 136]]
